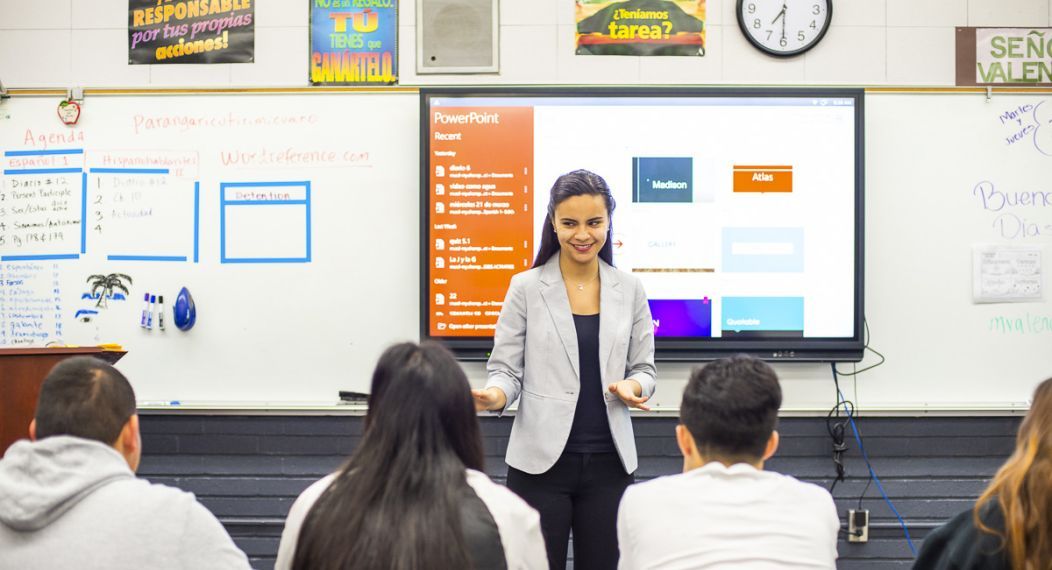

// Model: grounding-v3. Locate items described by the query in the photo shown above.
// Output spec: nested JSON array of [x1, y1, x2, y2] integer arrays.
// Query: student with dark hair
[[0, 356, 250, 570], [913, 377, 1052, 570], [275, 342, 547, 570], [617, 355, 838, 569], [473, 169, 656, 570]]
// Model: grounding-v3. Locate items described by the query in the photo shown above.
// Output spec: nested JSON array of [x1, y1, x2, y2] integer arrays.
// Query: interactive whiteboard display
[[421, 88, 865, 362]]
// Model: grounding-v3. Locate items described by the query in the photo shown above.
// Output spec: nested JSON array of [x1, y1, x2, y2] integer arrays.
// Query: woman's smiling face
[[553, 194, 609, 266]]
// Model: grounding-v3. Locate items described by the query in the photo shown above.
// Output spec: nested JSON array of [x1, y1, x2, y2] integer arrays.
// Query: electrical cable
[[827, 360, 849, 493], [826, 403, 848, 493], [852, 365, 872, 510], [834, 319, 885, 376], [831, 365, 918, 556]]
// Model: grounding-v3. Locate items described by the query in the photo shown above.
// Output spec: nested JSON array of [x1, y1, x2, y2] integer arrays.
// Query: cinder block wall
[[139, 414, 1020, 569]]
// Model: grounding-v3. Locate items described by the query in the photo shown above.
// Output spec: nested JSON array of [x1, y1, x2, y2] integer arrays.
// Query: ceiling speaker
[[417, 0, 499, 73]]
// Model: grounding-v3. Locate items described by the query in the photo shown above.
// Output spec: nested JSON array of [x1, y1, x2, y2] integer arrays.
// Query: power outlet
[[848, 509, 869, 543]]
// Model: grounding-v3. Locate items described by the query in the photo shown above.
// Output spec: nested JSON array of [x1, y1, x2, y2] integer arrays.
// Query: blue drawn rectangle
[[0, 254, 81, 261], [81, 172, 87, 254], [90, 168, 169, 175], [220, 181, 312, 264], [107, 255, 188, 262], [4, 168, 82, 175], [91, 169, 194, 263], [650, 298, 712, 337], [721, 296, 804, 336], [632, 157, 693, 203], [0, 167, 85, 261], [4, 149, 84, 157], [722, 227, 804, 273], [193, 182, 200, 263]]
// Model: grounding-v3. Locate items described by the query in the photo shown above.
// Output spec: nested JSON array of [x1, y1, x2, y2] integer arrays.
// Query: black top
[[459, 483, 508, 570], [913, 501, 1011, 570], [564, 313, 616, 453]]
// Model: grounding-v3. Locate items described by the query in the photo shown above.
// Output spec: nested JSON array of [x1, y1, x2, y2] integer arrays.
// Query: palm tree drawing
[[86, 273, 132, 308]]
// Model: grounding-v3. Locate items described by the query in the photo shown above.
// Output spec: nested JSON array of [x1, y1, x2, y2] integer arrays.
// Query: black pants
[[506, 452, 633, 570]]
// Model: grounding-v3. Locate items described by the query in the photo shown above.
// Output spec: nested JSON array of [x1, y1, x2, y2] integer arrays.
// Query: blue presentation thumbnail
[[721, 296, 804, 337], [632, 157, 693, 203], [650, 298, 712, 337], [722, 227, 804, 273]]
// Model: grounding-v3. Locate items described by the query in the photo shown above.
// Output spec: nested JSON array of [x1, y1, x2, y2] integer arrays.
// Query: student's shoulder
[[290, 474, 337, 511], [108, 476, 195, 503], [95, 477, 214, 519], [465, 469, 536, 516], [621, 472, 692, 506], [771, 472, 834, 502]]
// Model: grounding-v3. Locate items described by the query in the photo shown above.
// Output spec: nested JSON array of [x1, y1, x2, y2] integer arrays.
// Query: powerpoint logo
[[632, 157, 693, 203]]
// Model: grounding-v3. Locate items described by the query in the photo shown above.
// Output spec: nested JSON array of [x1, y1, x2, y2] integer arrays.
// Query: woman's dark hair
[[292, 342, 486, 570], [532, 169, 616, 268], [974, 376, 1052, 570]]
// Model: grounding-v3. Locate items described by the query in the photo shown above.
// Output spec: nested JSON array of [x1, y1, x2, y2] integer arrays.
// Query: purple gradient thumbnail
[[650, 298, 712, 337]]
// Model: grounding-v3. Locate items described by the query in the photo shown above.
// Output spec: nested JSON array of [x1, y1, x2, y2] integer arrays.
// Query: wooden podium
[[0, 347, 126, 455]]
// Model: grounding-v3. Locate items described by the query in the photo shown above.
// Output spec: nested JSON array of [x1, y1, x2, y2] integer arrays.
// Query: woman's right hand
[[471, 387, 507, 412]]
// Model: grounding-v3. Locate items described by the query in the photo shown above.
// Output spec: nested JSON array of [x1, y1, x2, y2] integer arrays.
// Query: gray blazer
[[486, 256, 657, 475]]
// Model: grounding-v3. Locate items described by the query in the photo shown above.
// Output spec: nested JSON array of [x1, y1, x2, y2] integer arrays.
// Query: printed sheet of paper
[[972, 245, 1043, 303]]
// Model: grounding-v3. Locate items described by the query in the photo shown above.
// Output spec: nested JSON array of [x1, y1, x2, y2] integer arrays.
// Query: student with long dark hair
[[914, 377, 1052, 570], [275, 342, 547, 570], [473, 169, 657, 570]]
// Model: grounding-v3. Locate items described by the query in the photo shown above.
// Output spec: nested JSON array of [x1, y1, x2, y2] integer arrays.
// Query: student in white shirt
[[275, 342, 547, 570], [617, 355, 839, 570]]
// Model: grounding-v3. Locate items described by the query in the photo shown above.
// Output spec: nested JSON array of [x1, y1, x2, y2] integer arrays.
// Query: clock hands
[[771, 1, 787, 41], [771, 6, 785, 24]]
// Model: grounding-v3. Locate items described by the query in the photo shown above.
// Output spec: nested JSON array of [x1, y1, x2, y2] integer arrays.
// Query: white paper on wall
[[972, 245, 1043, 303]]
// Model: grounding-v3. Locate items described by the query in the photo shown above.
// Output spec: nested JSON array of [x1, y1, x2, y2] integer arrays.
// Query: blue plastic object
[[173, 287, 196, 331]]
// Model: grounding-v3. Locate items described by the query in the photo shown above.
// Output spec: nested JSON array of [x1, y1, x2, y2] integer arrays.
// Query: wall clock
[[736, 0, 832, 57]]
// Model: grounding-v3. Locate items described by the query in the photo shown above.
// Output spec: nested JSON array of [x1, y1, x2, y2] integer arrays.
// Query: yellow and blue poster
[[576, 0, 705, 56], [310, 0, 397, 85]]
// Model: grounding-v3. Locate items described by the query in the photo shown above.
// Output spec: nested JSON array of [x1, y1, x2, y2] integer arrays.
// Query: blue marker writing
[[147, 295, 156, 329], [157, 295, 166, 331], [140, 293, 150, 327]]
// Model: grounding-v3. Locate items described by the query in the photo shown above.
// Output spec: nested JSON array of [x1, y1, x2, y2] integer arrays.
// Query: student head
[[678, 354, 782, 470], [361, 341, 484, 470], [974, 377, 1052, 570], [532, 169, 616, 268], [29, 356, 141, 472], [292, 341, 484, 570]]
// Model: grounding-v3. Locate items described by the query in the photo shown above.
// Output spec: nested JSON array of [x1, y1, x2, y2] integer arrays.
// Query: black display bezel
[[419, 86, 865, 363]]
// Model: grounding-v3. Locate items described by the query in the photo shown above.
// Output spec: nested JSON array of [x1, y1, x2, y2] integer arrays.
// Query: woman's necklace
[[574, 272, 599, 291]]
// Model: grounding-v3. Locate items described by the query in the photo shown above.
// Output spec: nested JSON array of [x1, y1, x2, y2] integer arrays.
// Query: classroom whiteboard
[[856, 91, 1052, 411], [1, 90, 1050, 410], [0, 92, 420, 404]]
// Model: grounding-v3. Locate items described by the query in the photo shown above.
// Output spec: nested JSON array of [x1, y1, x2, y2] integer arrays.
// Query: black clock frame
[[735, 0, 833, 58]]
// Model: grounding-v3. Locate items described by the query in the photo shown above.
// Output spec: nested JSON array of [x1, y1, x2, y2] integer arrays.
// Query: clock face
[[736, 0, 831, 57]]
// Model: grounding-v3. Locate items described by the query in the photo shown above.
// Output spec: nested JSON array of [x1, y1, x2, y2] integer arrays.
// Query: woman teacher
[[473, 169, 656, 570]]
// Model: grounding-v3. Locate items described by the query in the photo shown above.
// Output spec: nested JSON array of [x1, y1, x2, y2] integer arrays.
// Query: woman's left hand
[[607, 379, 651, 411]]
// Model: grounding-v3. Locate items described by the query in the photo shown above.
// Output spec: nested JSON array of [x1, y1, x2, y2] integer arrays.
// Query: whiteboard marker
[[157, 296, 166, 331], [147, 295, 156, 329], [140, 293, 150, 328]]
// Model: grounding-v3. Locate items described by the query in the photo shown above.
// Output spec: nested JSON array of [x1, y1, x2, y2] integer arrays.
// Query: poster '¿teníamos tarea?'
[[576, 0, 705, 56]]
